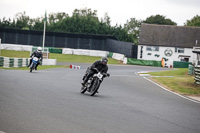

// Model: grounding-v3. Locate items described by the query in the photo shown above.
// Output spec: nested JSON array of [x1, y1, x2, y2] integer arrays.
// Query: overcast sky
[[0, 0, 199, 26]]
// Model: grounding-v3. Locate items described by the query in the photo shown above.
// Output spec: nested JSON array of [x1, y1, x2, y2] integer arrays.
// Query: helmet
[[101, 57, 108, 65], [37, 47, 42, 53]]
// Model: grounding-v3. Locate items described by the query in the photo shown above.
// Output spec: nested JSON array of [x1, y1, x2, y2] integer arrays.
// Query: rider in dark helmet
[[27, 47, 43, 70], [82, 57, 110, 85]]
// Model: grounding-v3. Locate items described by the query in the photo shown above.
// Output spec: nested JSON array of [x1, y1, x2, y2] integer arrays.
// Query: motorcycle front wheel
[[30, 63, 36, 73], [80, 85, 87, 94], [90, 79, 100, 96], [30, 63, 33, 72], [30, 67, 33, 72]]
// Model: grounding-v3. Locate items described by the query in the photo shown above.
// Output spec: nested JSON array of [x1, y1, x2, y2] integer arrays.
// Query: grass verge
[[0, 65, 68, 70], [0, 50, 121, 64], [147, 68, 200, 96]]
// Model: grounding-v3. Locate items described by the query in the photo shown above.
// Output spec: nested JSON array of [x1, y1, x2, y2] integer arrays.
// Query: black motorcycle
[[80, 68, 110, 96]]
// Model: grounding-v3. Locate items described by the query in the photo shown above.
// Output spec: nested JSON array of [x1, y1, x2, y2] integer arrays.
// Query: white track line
[[144, 77, 200, 104]]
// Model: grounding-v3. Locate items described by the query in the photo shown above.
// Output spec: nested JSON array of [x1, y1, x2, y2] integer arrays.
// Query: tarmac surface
[[0, 64, 200, 133]]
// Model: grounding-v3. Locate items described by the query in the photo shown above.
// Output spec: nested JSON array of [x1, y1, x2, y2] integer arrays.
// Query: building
[[138, 23, 200, 67]]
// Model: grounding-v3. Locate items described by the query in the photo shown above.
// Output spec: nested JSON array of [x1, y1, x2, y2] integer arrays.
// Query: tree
[[184, 15, 200, 27], [15, 11, 31, 29], [124, 18, 142, 44], [0, 9, 134, 42], [48, 12, 69, 24], [31, 17, 43, 30], [101, 12, 111, 26], [144, 14, 177, 25]]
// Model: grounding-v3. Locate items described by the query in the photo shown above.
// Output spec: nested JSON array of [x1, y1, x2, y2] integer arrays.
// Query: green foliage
[[184, 15, 200, 27], [143, 14, 177, 25], [124, 18, 143, 44], [0, 8, 134, 43]]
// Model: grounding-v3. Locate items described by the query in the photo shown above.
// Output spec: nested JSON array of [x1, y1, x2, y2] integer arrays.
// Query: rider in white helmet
[[27, 47, 43, 70]]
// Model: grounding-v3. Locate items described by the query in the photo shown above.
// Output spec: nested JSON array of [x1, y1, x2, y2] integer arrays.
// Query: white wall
[[137, 45, 193, 62]]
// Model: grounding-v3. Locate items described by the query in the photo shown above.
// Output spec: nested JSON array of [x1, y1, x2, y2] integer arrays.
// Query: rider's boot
[[35, 63, 39, 70], [27, 59, 32, 67]]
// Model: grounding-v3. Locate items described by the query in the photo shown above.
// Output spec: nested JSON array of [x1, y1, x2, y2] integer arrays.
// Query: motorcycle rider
[[27, 47, 43, 70], [82, 57, 110, 86]]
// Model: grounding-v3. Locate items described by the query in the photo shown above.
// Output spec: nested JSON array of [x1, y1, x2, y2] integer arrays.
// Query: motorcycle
[[30, 57, 39, 72], [80, 68, 110, 96]]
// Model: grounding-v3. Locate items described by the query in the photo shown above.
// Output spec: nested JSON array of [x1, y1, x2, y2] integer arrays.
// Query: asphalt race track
[[0, 64, 200, 133]]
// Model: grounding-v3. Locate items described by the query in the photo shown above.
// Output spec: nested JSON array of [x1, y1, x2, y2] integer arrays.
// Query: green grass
[[0, 65, 68, 70], [50, 53, 121, 64], [147, 69, 200, 96], [0, 50, 121, 64], [148, 68, 187, 76], [1, 50, 30, 58]]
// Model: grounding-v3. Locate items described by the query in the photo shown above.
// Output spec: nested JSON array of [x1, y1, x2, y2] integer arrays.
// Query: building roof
[[139, 23, 200, 48]]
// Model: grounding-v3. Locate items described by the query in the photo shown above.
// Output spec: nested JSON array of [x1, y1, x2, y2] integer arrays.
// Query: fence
[[0, 28, 137, 58], [173, 61, 192, 68], [127, 58, 162, 67], [194, 65, 200, 84]]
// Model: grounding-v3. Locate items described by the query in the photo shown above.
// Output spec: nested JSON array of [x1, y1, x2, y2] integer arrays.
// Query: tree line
[[0, 8, 199, 44]]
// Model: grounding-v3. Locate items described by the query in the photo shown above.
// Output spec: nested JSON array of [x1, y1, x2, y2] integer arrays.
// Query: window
[[146, 46, 159, 51], [175, 47, 184, 53]]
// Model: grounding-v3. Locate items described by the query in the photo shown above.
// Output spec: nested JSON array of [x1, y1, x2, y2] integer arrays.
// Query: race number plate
[[33, 57, 39, 61], [97, 72, 103, 79]]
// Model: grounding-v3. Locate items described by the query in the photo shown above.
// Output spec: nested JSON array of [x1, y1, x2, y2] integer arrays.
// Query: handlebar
[[91, 68, 110, 77]]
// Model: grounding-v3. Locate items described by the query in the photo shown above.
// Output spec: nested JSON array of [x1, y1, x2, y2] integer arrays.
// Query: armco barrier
[[188, 64, 194, 75], [0, 56, 28, 68], [1, 44, 33, 51], [42, 59, 56, 65], [0, 56, 4, 67], [62, 48, 109, 57], [0, 56, 56, 67], [2, 44, 127, 64], [112, 53, 125, 61], [194, 65, 200, 84], [14, 58, 23, 67], [4, 57, 14, 68]]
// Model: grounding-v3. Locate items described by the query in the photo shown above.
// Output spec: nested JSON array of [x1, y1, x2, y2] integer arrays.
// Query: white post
[[0, 38, 1, 56], [42, 11, 47, 53], [42, 19, 46, 53]]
